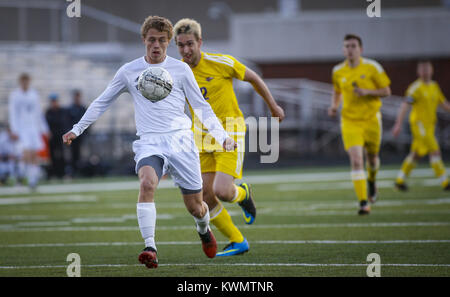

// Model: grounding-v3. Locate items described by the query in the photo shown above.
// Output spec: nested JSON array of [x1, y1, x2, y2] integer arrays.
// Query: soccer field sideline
[[0, 167, 447, 196]]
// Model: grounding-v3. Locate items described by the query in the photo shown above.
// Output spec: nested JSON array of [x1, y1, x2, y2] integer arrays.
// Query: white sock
[[193, 201, 210, 235], [137, 202, 157, 250], [27, 164, 40, 187]]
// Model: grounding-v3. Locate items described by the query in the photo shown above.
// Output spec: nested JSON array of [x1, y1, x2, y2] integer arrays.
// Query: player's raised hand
[[62, 131, 77, 146], [222, 137, 237, 151], [271, 105, 285, 122]]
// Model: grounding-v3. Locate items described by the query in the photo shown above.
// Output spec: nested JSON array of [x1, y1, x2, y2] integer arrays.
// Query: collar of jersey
[[142, 55, 167, 67], [345, 57, 363, 69]]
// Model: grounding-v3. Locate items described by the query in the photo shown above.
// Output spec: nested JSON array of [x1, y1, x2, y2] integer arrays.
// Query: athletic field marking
[[0, 195, 97, 205], [1, 239, 449, 248], [0, 168, 446, 196], [0, 262, 449, 269], [276, 179, 441, 191], [1, 221, 449, 232]]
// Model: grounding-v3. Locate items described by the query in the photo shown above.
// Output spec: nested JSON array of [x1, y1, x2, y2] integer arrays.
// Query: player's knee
[[350, 158, 364, 170], [188, 203, 204, 218], [139, 177, 158, 195]]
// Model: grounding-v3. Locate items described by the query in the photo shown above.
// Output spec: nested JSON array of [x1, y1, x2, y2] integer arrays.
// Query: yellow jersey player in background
[[329, 34, 391, 215], [392, 60, 450, 191], [174, 18, 285, 256]]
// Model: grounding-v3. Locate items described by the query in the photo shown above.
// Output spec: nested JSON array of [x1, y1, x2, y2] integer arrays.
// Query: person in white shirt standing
[[62, 16, 236, 269], [8, 73, 49, 190]]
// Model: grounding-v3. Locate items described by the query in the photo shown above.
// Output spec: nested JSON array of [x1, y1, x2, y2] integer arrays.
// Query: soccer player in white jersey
[[62, 16, 236, 269], [8, 73, 49, 190]]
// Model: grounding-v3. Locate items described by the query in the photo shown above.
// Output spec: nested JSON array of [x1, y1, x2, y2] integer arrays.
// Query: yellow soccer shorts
[[410, 121, 440, 157], [199, 135, 245, 179], [341, 112, 382, 154]]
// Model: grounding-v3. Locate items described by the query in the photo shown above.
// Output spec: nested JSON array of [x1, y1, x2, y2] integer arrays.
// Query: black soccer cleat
[[394, 182, 408, 192], [358, 200, 371, 215], [368, 180, 377, 204], [238, 183, 256, 224], [138, 246, 158, 269], [444, 184, 450, 191]]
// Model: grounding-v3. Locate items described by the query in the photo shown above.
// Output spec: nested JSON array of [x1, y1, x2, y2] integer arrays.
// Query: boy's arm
[[328, 90, 342, 117], [392, 100, 411, 137], [243, 68, 285, 122]]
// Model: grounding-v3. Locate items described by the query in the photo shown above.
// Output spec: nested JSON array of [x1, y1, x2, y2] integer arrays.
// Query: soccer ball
[[137, 67, 173, 103]]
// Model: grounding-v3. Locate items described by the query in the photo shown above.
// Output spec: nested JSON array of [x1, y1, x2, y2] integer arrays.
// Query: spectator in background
[[45, 93, 67, 179], [8, 73, 49, 190], [67, 89, 87, 176]]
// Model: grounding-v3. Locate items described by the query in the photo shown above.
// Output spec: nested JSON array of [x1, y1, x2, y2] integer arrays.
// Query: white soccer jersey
[[8, 88, 49, 150], [70, 55, 229, 145]]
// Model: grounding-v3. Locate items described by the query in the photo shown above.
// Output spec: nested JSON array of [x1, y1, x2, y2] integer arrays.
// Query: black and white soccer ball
[[137, 67, 173, 103]]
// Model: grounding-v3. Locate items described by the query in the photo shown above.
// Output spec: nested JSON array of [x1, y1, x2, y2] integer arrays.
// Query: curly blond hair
[[141, 16, 173, 40]]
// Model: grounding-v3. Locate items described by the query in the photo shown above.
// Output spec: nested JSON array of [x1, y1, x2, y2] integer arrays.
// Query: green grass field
[[0, 165, 449, 277]]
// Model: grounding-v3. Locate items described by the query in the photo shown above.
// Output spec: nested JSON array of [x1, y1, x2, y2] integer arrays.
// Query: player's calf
[[368, 180, 377, 204]]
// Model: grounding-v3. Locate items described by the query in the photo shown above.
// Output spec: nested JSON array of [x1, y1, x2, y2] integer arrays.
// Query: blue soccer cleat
[[216, 238, 249, 257], [238, 183, 256, 224]]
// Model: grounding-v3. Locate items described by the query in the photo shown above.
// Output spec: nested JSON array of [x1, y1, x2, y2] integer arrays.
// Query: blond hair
[[173, 18, 202, 41], [141, 16, 174, 40]]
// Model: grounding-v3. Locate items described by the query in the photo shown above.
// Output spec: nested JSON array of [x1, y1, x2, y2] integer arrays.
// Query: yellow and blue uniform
[[405, 79, 446, 156], [332, 57, 391, 153], [188, 52, 247, 179]]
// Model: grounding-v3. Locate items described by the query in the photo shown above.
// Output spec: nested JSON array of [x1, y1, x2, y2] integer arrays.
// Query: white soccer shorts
[[133, 130, 203, 191]]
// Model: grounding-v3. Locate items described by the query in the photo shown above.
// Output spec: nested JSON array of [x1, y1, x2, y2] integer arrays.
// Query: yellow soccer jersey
[[332, 57, 391, 121], [405, 79, 446, 126], [187, 52, 247, 150]]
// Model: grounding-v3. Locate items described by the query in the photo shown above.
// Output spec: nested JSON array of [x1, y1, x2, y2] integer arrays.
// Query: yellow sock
[[396, 155, 416, 184], [209, 202, 244, 243], [430, 156, 449, 188], [367, 159, 380, 183], [231, 185, 246, 204], [351, 170, 367, 202]]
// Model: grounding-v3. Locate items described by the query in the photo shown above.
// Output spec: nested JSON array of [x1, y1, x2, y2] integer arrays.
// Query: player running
[[329, 34, 391, 215], [174, 18, 285, 256], [8, 73, 49, 190], [392, 60, 450, 191], [62, 16, 237, 268]]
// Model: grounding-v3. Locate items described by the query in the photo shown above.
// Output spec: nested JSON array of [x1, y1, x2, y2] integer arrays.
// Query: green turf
[[0, 166, 449, 277]]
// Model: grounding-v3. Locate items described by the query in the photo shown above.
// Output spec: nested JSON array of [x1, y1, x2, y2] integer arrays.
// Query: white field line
[[0, 168, 446, 196], [1, 239, 450, 248], [1, 193, 449, 212], [276, 179, 441, 191], [0, 263, 449, 269], [1, 221, 450, 232], [0, 195, 97, 205]]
